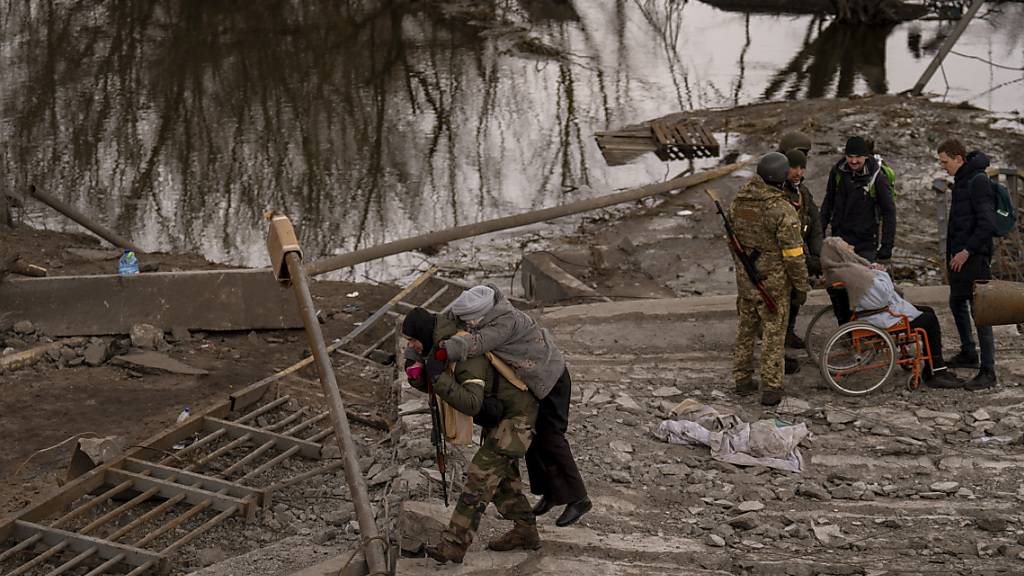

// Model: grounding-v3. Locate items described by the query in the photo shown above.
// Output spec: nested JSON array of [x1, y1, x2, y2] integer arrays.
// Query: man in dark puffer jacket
[[820, 136, 896, 263], [937, 138, 998, 390]]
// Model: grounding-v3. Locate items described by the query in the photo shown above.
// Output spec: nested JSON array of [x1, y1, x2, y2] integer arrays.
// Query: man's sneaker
[[784, 356, 801, 375], [964, 368, 997, 391], [924, 370, 963, 389], [785, 331, 807, 349], [947, 350, 979, 369], [735, 378, 758, 396], [761, 388, 783, 406]]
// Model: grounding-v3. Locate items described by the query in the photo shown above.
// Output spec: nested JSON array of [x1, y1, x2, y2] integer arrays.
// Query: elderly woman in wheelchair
[[813, 238, 962, 395]]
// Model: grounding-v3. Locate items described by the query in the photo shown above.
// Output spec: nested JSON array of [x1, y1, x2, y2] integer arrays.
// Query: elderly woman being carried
[[820, 237, 962, 389]]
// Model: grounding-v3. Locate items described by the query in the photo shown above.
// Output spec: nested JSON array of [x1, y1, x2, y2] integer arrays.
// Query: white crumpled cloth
[[654, 400, 810, 472]]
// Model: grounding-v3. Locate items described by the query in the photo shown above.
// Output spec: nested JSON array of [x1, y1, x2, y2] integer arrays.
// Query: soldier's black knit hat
[[844, 136, 870, 157], [402, 307, 436, 354]]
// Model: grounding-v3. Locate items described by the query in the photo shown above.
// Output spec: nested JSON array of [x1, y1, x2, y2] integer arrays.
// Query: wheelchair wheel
[[804, 305, 838, 364], [819, 321, 896, 396]]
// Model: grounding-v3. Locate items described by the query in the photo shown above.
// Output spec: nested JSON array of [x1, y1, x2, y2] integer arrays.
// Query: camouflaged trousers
[[443, 444, 535, 549], [733, 293, 790, 391]]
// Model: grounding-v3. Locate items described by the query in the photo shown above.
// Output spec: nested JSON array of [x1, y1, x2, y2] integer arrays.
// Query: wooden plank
[[12, 521, 165, 571], [0, 467, 109, 537], [204, 417, 322, 459], [0, 269, 302, 336]]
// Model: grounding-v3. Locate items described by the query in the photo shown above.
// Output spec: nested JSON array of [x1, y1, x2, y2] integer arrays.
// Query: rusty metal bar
[[218, 441, 276, 478], [51, 479, 135, 529], [265, 461, 347, 494], [307, 428, 334, 443], [43, 546, 97, 576], [305, 162, 749, 276], [187, 432, 254, 470], [78, 488, 158, 536], [104, 470, 252, 518], [123, 560, 156, 576], [121, 459, 261, 502], [5, 541, 69, 576], [265, 410, 304, 431], [286, 412, 329, 436], [80, 553, 124, 576], [204, 418, 322, 459], [0, 534, 41, 563], [159, 506, 237, 557], [105, 495, 185, 542], [240, 446, 300, 481], [131, 500, 210, 548], [329, 266, 438, 346], [281, 248, 388, 574], [12, 521, 163, 572], [27, 185, 141, 253]]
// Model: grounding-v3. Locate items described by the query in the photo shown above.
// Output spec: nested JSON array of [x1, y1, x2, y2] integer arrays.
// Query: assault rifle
[[423, 370, 449, 506], [705, 188, 778, 312]]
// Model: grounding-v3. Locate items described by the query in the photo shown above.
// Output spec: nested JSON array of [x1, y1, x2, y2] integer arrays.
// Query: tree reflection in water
[[763, 18, 893, 100]]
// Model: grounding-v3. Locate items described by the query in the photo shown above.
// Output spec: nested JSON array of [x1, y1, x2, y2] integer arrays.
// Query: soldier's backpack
[[972, 173, 1018, 237]]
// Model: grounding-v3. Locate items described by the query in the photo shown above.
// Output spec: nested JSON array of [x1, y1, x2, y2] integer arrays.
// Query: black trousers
[[910, 305, 945, 372], [525, 368, 587, 505]]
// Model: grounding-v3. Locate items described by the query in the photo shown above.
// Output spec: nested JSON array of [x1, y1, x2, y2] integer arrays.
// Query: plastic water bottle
[[176, 407, 191, 423], [118, 249, 140, 276]]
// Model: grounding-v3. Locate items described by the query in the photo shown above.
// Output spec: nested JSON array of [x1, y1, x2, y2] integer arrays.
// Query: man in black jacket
[[937, 139, 998, 390], [820, 136, 896, 263]]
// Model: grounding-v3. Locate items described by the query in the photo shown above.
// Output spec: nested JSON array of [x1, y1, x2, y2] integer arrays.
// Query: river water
[[1, 1, 1021, 279]]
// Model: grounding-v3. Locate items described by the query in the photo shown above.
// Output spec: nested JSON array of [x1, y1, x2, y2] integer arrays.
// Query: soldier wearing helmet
[[727, 152, 809, 406], [777, 132, 824, 350]]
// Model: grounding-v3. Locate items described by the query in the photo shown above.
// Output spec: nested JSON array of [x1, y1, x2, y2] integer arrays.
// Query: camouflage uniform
[[430, 315, 539, 554], [729, 176, 809, 390], [783, 178, 824, 338]]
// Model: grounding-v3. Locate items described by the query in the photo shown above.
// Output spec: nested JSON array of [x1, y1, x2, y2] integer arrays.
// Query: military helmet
[[757, 152, 790, 186], [778, 131, 812, 154]]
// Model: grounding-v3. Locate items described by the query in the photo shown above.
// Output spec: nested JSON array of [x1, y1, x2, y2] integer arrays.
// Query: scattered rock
[[737, 500, 765, 512], [972, 408, 991, 421], [976, 515, 1007, 533], [660, 463, 691, 476], [705, 533, 727, 547], [311, 529, 338, 545], [196, 547, 227, 567], [83, 340, 109, 367], [825, 409, 857, 425], [812, 523, 842, 544], [609, 470, 632, 483], [13, 320, 34, 335], [170, 326, 191, 343], [930, 481, 960, 494], [323, 504, 355, 526], [728, 512, 760, 530], [797, 482, 831, 501], [399, 501, 447, 555], [615, 394, 644, 414], [652, 386, 683, 397], [130, 323, 165, 350], [609, 440, 634, 453]]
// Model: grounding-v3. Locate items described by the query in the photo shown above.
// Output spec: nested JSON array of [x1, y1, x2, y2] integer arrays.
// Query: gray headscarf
[[820, 237, 876, 304], [450, 285, 496, 322]]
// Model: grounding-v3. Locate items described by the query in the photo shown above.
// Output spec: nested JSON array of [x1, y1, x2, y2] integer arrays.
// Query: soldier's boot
[[425, 539, 467, 564], [761, 388, 783, 407], [487, 523, 541, 552], [735, 377, 758, 396]]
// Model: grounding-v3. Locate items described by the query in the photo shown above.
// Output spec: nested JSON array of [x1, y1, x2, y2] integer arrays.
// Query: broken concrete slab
[[111, 351, 209, 375], [0, 268, 301, 336], [64, 247, 122, 262], [520, 251, 607, 304]]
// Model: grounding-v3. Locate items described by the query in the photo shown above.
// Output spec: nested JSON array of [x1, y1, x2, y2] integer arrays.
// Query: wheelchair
[[802, 283, 934, 396]]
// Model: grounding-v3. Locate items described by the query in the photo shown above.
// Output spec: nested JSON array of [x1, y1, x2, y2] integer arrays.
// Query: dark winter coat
[[820, 157, 896, 262], [946, 151, 996, 299], [946, 151, 996, 259]]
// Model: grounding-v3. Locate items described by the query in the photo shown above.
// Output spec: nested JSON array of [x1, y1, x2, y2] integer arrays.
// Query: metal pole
[[304, 160, 750, 276], [284, 251, 389, 575], [909, 0, 985, 97], [27, 185, 142, 252]]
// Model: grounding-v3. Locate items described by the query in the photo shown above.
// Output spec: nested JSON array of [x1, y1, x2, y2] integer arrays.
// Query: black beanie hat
[[845, 136, 870, 157], [402, 307, 436, 354]]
